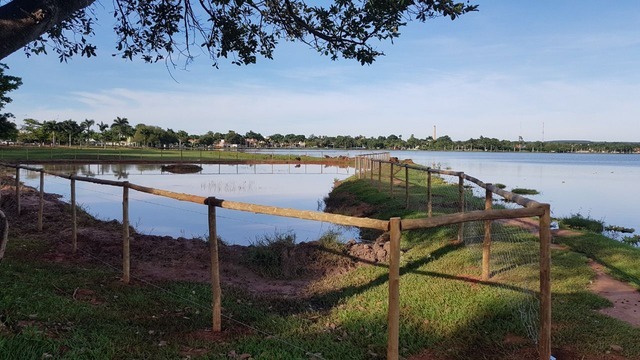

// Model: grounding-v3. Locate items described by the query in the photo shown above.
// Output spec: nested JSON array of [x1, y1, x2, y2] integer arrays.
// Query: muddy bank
[[0, 176, 388, 298]]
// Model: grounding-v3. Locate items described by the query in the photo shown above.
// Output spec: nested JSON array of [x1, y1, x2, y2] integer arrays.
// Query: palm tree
[[81, 119, 95, 144], [42, 120, 61, 146], [60, 119, 82, 147], [96, 121, 109, 147], [111, 117, 133, 144]]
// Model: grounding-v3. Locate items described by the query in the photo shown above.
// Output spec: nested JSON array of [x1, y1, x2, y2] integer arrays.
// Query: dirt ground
[[588, 260, 640, 327], [0, 177, 388, 299]]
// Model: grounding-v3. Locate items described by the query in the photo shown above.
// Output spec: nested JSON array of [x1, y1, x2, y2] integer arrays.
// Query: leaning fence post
[[207, 198, 222, 332], [387, 217, 401, 360], [482, 185, 493, 280], [71, 175, 77, 253], [426, 170, 432, 217], [539, 204, 552, 360], [122, 182, 130, 284], [15, 166, 20, 216], [38, 171, 44, 231], [457, 173, 465, 242]]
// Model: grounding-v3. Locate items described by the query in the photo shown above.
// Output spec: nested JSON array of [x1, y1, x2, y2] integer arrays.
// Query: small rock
[[610, 344, 623, 352]]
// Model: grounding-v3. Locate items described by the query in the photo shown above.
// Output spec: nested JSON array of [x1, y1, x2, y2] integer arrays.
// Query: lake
[[272, 149, 640, 237], [18, 163, 356, 245], [17, 150, 640, 243], [394, 151, 640, 238]]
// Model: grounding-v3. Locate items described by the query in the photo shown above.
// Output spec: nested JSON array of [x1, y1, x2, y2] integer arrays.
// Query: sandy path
[[588, 260, 640, 327]]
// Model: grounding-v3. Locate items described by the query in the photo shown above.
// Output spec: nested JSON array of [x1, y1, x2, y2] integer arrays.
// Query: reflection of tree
[[23, 170, 39, 180], [112, 164, 130, 180], [43, 164, 80, 175], [135, 164, 162, 172], [78, 164, 96, 177]]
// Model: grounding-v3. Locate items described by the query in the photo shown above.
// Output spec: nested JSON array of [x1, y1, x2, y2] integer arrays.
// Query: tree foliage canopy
[[0, 0, 477, 65], [0, 63, 21, 139]]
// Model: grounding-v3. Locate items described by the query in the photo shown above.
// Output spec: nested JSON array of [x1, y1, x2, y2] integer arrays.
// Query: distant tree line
[[7, 117, 639, 154]]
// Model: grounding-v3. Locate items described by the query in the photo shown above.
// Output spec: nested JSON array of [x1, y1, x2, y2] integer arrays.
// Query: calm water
[[17, 151, 640, 243], [395, 151, 640, 237], [19, 163, 355, 245], [284, 150, 640, 237]]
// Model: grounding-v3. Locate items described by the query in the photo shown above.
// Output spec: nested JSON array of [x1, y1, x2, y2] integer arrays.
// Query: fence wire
[[359, 156, 544, 346]]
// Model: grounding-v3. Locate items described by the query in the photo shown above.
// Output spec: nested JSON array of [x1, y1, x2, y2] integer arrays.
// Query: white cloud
[[14, 70, 640, 142]]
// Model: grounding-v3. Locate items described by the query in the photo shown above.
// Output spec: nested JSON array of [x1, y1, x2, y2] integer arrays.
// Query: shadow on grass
[[310, 241, 538, 310]]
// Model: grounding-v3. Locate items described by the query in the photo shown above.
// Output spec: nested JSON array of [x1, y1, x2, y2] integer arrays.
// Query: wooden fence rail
[[2, 160, 551, 360]]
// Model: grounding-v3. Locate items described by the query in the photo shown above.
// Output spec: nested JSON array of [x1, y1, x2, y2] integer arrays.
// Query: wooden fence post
[[15, 166, 20, 216], [457, 173, 465, 242], [378, 161, 382, 191], [387, 217, 401, 360], [38, 171, 44, 231], [370, 158, 374, 182], [427, 171, 432, 217], [208, 198, 222, 332], [122, 182, 130, 284], [71, 175, 77, 253], [539, 204, 552, 360], [405, 166, 409, 209], [355, 157, 359, 178], [389, 162, 394, 198], [482, 185, 493, 280]]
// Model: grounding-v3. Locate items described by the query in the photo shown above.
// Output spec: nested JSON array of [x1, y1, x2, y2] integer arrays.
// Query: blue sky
[[3, 1, 640, 142]]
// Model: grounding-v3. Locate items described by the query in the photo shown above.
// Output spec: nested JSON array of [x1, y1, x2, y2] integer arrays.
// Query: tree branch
[[0, 0, 95, 60]]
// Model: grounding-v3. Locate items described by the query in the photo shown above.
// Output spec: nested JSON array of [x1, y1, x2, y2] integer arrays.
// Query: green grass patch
[[556, 231, 640, 289], [559, 213, 605, 233], [247, 230, 297, 278], [510, 188, 540, 195]]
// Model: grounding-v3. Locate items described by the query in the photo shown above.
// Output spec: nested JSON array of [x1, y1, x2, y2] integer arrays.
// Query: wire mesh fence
[[357, 154, 550, 358]]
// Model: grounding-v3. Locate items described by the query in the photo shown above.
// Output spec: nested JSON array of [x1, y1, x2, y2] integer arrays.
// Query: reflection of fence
[[2, 159, 551, 360]]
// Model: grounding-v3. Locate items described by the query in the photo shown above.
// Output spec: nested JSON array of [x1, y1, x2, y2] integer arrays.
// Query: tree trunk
[[0, 0, 95, 60]]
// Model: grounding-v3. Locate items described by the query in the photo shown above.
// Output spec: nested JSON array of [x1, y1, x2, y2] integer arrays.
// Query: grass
[[556, 231, 640, 289], [2, 170, 640, 359], [559, 213, 605, 233], [510, 188, 540, 195], [247, 230, 297, 278]]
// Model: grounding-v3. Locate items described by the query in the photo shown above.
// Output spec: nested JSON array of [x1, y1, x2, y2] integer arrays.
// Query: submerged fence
[[1, 157, 551, 360]]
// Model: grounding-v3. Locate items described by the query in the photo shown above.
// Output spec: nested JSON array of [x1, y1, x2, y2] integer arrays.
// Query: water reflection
[[21, 163, 356, 245]]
